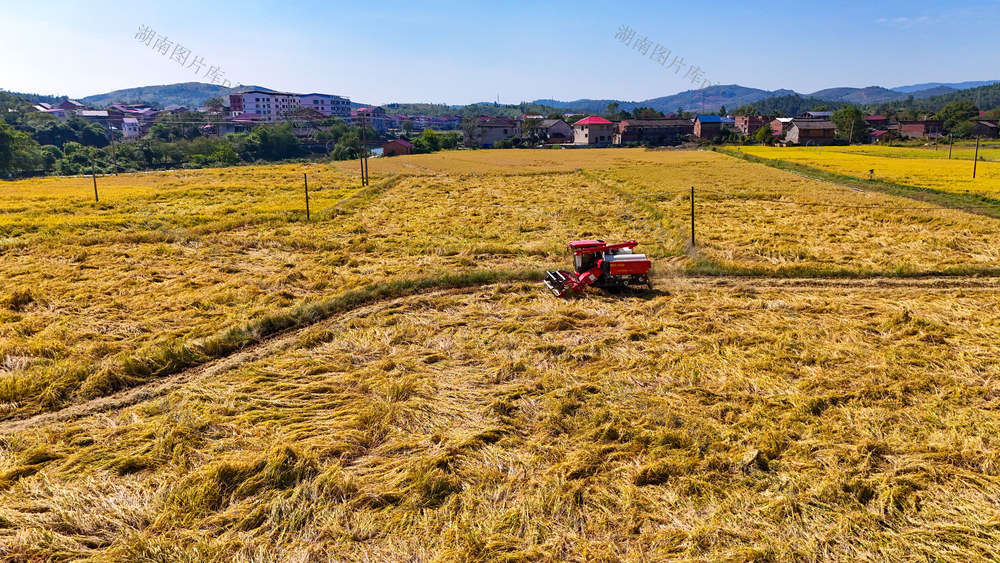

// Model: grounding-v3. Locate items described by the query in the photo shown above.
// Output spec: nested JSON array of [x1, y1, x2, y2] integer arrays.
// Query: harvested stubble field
[[3, 149, 1000, 561]]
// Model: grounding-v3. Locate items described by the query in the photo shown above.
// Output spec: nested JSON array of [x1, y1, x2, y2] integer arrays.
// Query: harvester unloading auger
[[544, 240, 652, 297]]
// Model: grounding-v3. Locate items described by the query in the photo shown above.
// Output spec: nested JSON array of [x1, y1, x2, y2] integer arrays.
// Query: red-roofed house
[[573, 116, 613, 145], [383, 139, 414, 156], [868, 129, 897, 144], [355, 106, 388, 134]]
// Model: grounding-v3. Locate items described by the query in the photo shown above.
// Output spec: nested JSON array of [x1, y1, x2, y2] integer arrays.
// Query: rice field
[[2, 148, 1000, 560], [739, 145, 1000, 195]]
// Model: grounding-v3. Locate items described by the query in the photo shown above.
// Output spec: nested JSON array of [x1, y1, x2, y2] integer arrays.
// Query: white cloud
[[876, 15, 933, 29]]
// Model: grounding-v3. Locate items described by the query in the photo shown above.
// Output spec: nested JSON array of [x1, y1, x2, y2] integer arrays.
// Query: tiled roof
[[575, 116, 613, 125]]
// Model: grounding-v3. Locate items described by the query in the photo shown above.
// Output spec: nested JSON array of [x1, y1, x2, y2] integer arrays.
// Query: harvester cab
[[544, 239, 652, 297]]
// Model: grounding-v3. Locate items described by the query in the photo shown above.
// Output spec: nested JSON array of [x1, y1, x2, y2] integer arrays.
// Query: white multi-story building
[[299, 93, 351, 119], [228, 90, 301, 122], [229, 90, 351, 122]]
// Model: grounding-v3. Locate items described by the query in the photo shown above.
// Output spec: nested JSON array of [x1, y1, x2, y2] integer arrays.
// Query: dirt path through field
[[3, 274, 998, 434]]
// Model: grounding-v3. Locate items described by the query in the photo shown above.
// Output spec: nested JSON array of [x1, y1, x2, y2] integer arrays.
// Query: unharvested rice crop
[[740, 145, 1000, 195]]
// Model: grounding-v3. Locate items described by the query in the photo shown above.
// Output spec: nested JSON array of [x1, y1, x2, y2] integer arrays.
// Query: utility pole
[[973, 135, 981, 179], [949, 134, 953, 159]]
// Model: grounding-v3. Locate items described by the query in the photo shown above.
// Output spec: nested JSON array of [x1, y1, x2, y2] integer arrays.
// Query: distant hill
[[892, 80, 1000, 93], [535, 85, 799, 114], [79, 82, 270, 109], [0, 90, 70, 105], [913, 82, 1000, 111], [532, 98, 637, 114], [18, 79, 1000, 118], [808, 85, 960, 105], [731, 94, 848, 117]]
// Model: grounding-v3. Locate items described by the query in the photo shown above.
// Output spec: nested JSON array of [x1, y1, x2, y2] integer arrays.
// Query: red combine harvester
[[544, 240, 652, 297]]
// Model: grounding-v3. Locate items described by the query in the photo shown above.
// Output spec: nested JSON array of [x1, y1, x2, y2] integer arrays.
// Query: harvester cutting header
[[545, 240, 652, 297]]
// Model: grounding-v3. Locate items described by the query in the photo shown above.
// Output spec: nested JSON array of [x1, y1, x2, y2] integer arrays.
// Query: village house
[[800, 111, 833, 120], [57, 100, 85, 112], [382, 139, 414, 156], [693, 115, 723, 139], [865, 115, 889, 128], [897, 119, 944, 139], [30, 104, 69, 119], [354, 106, 388, 133], [77, 110, 109, 126], [532, 119, 572, 143], [868, 129, 897, 144], [785, 119, 837, 145], [473, 116, 521, 148], [973, 119, 999, 139], [121, 117, 141, 138], [734, 115, 768, 136], [613, 118, 693, 145], [217, 113, 263, 134], [573, 116, 614, 145], [771, 117, 794, 136]]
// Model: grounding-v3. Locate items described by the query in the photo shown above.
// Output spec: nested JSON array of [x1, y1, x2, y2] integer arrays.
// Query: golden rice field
[[810, 143, 1000, 161], [739, 145, 1000, 195], [3, 148, 1000, 560]]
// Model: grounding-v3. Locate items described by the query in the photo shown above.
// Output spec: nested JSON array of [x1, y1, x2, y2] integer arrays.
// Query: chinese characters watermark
[[135, 24, 233, 87], [615, 25, 713, 90]]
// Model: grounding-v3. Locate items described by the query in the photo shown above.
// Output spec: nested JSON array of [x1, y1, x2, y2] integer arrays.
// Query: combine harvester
[[544, 239, 652, 297]]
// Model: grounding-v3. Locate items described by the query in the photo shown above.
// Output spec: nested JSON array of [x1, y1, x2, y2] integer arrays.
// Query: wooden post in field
[[690, 186, 695, 247], [973, 135, 981, 178], [91, 156, 99, 202], [949, 134, 953, 159], [357, 114, 369, 187], [358, 114, 365, 187], [304, 173, 310, 220]]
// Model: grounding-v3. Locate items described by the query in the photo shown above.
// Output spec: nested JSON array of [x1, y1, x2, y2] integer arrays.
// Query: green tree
[[936, 100, 979, 132], [203, 96, 227, 115], [210, 144, 240, 165], [832, 106, 866, 143], [951, 121, 976, 138], [717, 105, 727, 117], [754, 125, 775, 144], [418, 128, 441, 152], [331, 129, 359, 160], [0, 121, 41, 175], [401, 119, 415, 134], [631, 107, 664, 119], [461, 117, 481, 148]]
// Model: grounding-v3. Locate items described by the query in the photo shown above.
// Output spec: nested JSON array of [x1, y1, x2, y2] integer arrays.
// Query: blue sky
[[2, 0, 998, 105]]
